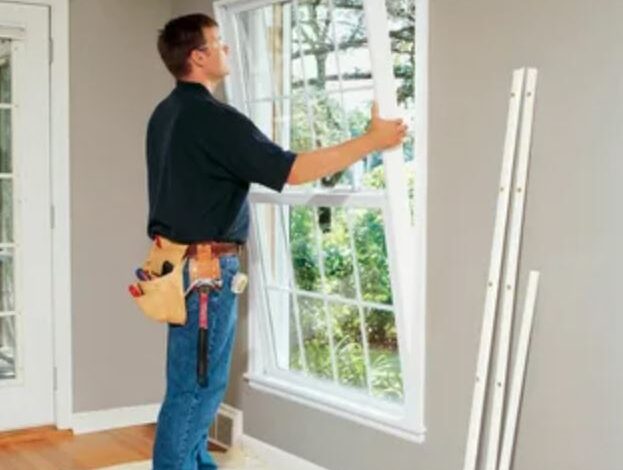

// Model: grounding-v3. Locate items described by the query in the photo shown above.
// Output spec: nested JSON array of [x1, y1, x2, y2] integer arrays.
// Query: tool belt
[[128, 235, 242, 325]]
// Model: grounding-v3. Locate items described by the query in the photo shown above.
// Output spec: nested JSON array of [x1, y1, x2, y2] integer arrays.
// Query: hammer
[[196, 278, 223, 387]]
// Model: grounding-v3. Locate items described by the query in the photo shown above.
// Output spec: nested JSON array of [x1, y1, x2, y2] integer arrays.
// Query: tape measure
[[231, 272, 248, 294]]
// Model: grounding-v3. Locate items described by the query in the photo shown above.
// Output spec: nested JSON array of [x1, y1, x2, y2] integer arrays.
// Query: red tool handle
[[128, 284, 143, 298]]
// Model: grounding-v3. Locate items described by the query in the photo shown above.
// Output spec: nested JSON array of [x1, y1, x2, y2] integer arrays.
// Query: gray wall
[[69, 0, 239, 414], [70, 0, 174, 411], [68, 1, 623, 469], [234, 1, 623, 470]]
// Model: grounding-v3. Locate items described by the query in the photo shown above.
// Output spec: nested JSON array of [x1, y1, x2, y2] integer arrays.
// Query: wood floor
[[0, 424, 226, 470]]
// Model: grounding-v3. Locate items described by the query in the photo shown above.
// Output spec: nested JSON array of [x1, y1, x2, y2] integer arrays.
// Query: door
[[0, 2, 54, 431]]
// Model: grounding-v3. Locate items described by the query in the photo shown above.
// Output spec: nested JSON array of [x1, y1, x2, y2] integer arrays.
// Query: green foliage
[[290, 341, 404, 401]]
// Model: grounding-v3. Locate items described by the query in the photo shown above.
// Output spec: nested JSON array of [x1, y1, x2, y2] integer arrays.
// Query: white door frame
[[2, 0, 72, 430]]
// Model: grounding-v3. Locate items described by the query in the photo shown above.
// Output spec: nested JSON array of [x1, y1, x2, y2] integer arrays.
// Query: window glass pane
[[0, 108, 11, 173], [285, 292, 302, 371], [293, 295, 332, 381], [288, 89, 314, 153], [235, 3, 290, 101], [390, 0, 416, 223], [352, 208, 392, 305], [388, 0, 415, 107], [307, 92, 348, 149], [322, 89, 381, 189], [292, 0, 341, 94], [247, 6, 274, 97], [333, 0, 373, 92], [289, 206, 321, 292], [0, 314, 16, 380], [267, 288, 292, 370], [0, 39, 11, 104], [329, 301, 366, 389], [365, 307, 403, 402], [249, 93, 312, 182], [253, 204, 288, 289], [318, 206, 356, 298], [248, 92, 316, 190], [247, 100, 274, 137], [0, 178, 13, 242], [0, 248, 14, 311], [254, 203, 322, 292]]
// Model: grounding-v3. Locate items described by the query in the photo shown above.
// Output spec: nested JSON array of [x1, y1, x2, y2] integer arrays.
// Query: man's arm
[[287, 102, 408, 186]]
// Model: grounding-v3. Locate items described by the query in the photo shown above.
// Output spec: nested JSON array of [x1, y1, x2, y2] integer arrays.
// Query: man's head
[[157, 14, 230, 83]]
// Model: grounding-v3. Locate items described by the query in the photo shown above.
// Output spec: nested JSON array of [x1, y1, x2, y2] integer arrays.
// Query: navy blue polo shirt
[[145, 80, 297, 244]]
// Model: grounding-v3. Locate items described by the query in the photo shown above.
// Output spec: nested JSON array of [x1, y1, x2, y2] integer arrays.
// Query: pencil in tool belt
[[135, 268, 151, 281]]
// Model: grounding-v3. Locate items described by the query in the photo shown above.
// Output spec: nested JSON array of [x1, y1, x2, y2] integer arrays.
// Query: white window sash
[[215, 0, 427, 439]]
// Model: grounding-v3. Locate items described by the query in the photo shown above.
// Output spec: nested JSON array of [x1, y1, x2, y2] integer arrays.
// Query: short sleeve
[[191, 101, 298, 192]]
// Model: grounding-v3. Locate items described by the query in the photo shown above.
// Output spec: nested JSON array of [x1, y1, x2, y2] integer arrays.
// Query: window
[[215, 0, 427, 442], [0, 39, 15, 381]]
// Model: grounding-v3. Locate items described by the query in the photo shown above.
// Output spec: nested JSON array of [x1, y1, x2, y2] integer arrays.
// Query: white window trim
[[215, 0, 428, 443]]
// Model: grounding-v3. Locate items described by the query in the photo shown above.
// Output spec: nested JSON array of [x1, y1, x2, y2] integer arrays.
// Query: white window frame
[[215, 0, 428, 443]]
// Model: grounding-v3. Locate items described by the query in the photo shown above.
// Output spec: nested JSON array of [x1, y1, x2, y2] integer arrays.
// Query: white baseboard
[[241, 434, 329, 470], [71, 403, 161, 435]]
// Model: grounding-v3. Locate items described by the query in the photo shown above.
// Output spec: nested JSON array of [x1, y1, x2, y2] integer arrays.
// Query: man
[[148, 13, 407, 470]]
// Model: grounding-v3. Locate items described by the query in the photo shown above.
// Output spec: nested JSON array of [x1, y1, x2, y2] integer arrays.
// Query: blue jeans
[[152, 254, 241, 469]]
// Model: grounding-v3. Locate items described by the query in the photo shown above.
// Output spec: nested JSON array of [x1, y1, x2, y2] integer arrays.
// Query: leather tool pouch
[[130, 236, 190, 325]]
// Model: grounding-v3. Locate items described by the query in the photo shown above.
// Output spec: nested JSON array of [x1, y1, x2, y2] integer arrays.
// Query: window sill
[[243, 371, 426, 444]]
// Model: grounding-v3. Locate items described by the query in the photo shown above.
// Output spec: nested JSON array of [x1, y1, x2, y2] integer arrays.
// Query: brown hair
[[157, 14, 219, 78]]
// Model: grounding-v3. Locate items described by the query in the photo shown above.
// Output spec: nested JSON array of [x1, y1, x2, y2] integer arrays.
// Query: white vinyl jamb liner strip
[[230, 15, 251, 110], [234, 13, 256, 106], [362, 0, 418, 424], [259, 5, 278, 100], [462, 68, 526, 470], [485, 68, 538, 470], [498, 270, 540, 470], [251, 203, 281, 369]]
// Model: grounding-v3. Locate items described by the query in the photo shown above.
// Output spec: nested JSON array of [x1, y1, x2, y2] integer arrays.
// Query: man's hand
[[287, 101, 409, 186], [366, 101, 408, 151]]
